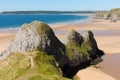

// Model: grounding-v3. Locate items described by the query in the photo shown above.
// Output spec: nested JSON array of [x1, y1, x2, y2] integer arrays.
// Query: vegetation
[[21, 21, 51, 34], [94, 8, 120, 20], [0, 50, 70, 80], [36, 22, 52, 35], [66, 40, 90, 62], [94, 11, 109, 19], [109, 8, 120, 18]]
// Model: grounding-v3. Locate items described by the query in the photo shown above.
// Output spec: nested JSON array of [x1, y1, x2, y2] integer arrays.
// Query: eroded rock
[[0, 21, 67, 67]]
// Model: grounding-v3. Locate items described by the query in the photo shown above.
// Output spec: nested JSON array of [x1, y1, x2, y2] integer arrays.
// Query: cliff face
[[0, 21, 67, 67], [0, 21, 104, 80], [93, 8, 120, 22]]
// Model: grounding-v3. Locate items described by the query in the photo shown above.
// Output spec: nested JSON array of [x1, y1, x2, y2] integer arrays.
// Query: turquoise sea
[[0, 14, 89, 29]]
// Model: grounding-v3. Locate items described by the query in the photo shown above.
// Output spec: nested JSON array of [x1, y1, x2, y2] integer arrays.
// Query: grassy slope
[[0, 50, 69, 80], [66, 40, 90, 62], [110, 8, 120, 18]]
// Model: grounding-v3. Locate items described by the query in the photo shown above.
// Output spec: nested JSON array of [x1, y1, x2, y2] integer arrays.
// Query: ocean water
[[0, 14, 89, 29]]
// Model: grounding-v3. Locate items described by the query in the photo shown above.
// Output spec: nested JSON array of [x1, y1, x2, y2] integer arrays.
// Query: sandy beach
[[0, 33, 15, 52], [97, 54, 120, 80], [0, 18, 120, 80]]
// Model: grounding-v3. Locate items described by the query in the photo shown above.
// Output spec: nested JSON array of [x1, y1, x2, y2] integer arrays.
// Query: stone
[[83, 31, 100, 59], [0, 21, 67, 67], [64, 30, 89, 67]]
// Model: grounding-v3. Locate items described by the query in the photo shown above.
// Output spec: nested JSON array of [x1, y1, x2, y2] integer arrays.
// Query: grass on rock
[[0, 50, 69, 80]]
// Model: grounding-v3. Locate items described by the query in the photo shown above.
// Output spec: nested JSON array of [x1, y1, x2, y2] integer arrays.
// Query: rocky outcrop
[[0, 21, 104, 79], [93, 11, 109, 20], [93, 8, 120, 22], [0, 21, 67, 67], [62, 30, 104, 78], [83, 31, 99, 59], [63, 30, 102, 67], [63, 30, 84, 67]]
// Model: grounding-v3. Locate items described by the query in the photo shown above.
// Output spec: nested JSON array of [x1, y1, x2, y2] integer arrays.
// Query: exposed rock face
[[83, 31, 99, 59], [0, 21, 67, 67], [64, 30, 102, 67], [64, 30, 84, 66], [68, 30, 84, 45], [93, 8, 120, 21], [62, 30, 103, 78]]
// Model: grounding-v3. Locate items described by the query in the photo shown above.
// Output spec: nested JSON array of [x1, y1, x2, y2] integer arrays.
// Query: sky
[[0, 0, 120, 12]]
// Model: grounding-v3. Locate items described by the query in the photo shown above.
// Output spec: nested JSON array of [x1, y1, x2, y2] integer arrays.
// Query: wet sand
[[97, 54, 120, 80]]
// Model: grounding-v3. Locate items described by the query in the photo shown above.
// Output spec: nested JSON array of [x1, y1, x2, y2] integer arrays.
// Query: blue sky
[[0, 0, 120, 12]]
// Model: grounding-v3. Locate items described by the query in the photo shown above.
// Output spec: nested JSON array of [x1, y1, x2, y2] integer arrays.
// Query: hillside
[[93, 8, 120, 21]]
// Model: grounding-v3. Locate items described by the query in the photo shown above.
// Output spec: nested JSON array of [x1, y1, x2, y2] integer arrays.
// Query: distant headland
[[0, 11, 96, 14]]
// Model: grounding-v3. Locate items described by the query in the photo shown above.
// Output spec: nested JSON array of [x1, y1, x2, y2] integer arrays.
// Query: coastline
[[0, 14, 91, 53], [0, 13, 91, 33], [0, 17, 120, 80]]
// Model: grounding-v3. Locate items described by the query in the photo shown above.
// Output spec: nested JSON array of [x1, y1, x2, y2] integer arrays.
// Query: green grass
[[66, 40, 90, 62], [0, 53, 30, 80], [21, 21, 52, 35], [110, 8, 120, 18], [36, 22, 52, 35], [0, 50, 70, 80]]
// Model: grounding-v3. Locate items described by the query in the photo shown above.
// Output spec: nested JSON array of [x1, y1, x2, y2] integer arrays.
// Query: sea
[[0, 14, 90, 29]]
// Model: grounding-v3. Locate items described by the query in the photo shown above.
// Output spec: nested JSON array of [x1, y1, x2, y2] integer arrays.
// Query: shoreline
[[0, 13, 91, 31]]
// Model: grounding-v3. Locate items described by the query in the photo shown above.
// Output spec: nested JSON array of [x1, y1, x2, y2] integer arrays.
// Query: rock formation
[[83, 31, 99, 59], [0, 21, 67, 67], [62, 30, 104, 78], [63, 30, 102, 66], [0, 21, 104, 80], [93, 8, 120, 22]]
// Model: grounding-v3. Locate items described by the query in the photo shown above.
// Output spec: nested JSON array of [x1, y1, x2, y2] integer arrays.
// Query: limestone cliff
[[0, 21, 67, 67]]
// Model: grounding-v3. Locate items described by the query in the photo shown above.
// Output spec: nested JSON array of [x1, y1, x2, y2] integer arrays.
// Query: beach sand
[[97, 54, 120, 80], [76, 66, 116, 80], [0, 33, 15, 52], [0, 18, 120, 80]]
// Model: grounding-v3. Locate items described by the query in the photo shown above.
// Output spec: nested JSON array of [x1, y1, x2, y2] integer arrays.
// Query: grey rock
[[0, 21, 67, 67], [64, 30, 85, 66], [83, 31, 98, 59], [62, 29, 83, 45]]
